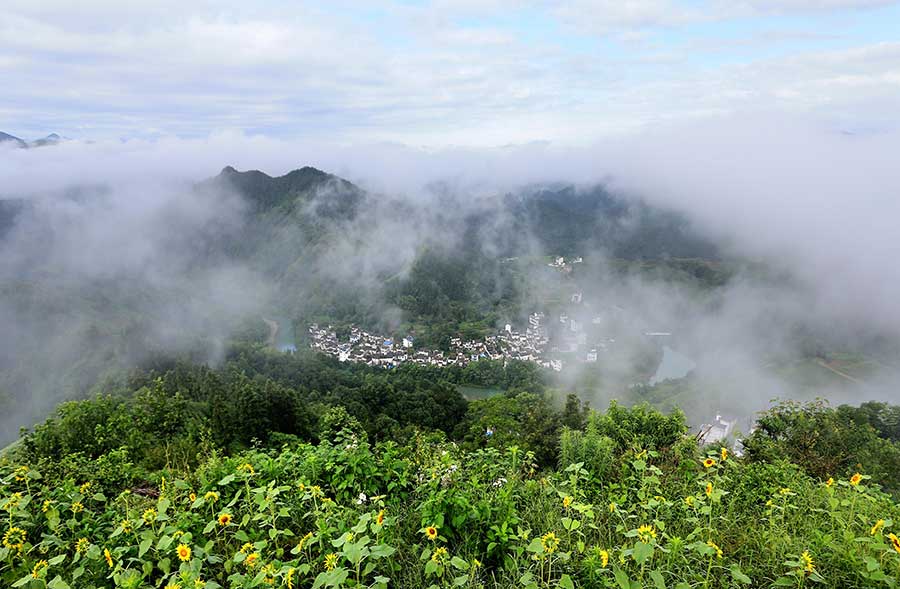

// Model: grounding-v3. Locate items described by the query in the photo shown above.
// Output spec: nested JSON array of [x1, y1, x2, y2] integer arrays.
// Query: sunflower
[[424, 525, 438, 541], [31, 559, 48, 579], [720, 447, 729, 461], [431, 547, 448, 563], [104, 548, 113, 569], [41, 500, 53, 513], [825, 477, 834, 487], [705, 482, 713, 498], [871, 519, 885, 536], [176, 543, 192, 562], [3, 526, 26, 551], [706, 541, 723, 559], [376, 509, 385, 525], [850, 473, 863, 486], [541, 532, 560, 554], [297, 532, 313, 552], [75, 537, 90, 554], [800, 551, 815, 573], [324, 553, 339, 571], [165, 583, 182, 589], [637, 525, 657, 543], [285, 567, 296, 589], [5, 492, 23, 510], [218, 512, 232, 526], [240, 542, 255, 554], [142, 508, 157, 524], [14, 466, 29, 482], [702, 458, 716, 468], [204, 491, 219, 502], [684, 495, 695, 507], [245, 552, 259, 568], [238, 463, 255, 475], [189, 493, 197, 503], [79, 482, 92, 495], [193, 580, 204, 589], [888, 533, 900, 554], [598, 549, 609, 568], [562, 496, 573, 509]]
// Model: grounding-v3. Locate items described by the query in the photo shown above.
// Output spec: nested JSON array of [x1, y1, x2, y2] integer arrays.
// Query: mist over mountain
[[5, 3, 900, 586], [2, 136, 898, 447]]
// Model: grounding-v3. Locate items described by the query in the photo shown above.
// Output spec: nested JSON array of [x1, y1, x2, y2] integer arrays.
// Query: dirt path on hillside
[[815, 358, 865, 385]]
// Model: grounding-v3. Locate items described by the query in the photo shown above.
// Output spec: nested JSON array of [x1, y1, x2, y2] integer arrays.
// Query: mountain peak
[[0, 132, 27, 149]]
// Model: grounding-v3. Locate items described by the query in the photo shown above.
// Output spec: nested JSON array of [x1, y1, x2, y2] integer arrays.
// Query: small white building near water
[[699, 414, 735, 445]]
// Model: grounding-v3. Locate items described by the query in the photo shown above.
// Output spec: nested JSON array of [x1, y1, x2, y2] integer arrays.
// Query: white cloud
[[1, 1, 899, 144]]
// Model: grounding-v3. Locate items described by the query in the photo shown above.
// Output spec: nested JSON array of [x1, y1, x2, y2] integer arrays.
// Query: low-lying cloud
[[2, 112, 899, 440]]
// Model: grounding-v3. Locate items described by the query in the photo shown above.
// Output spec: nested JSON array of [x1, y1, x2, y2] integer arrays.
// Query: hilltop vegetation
[[3, 342, 900, 588]]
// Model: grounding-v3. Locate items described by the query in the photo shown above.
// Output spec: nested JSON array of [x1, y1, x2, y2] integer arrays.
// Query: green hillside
[[2, 348, 899, 588]]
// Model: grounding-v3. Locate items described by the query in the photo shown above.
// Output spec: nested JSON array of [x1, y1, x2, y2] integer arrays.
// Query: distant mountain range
[[0, 131, 63, 149]]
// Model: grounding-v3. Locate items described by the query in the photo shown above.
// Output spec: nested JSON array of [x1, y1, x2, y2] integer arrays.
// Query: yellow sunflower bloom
[[176, 543, 191, 562], [800, 551, 815, 573], [541, 531, 560, 554], [2, 527, 26, 552], [637, 525, 657, 543], [245, 552, 259, 568], [31, 559, 48, 579], [599, 549, 609, 568], [431, 547, 448, 563], [285, 567, 295, 589]]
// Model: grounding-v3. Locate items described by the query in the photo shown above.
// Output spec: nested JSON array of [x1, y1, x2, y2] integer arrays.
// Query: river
[[650, 345, 696, 385]]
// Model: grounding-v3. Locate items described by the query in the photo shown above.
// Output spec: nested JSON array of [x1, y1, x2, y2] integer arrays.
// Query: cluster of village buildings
[[547, 255, 583, 273], [307, 312, 564, 370], [305, 304, 746, 450]]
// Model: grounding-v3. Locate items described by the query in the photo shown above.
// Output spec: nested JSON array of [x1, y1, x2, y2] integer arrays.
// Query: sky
[[3, 0, 900, 146]]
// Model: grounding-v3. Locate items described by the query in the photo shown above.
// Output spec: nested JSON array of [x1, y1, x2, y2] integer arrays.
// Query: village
[[307, 312, 560, 370], [306, 308, 745, 448]]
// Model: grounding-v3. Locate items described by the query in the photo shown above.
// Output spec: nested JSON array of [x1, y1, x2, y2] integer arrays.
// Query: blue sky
[[2, 0, 899, 145]]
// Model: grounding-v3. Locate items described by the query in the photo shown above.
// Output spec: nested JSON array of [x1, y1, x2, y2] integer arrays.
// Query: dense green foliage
[[4, 342, 900, 588], [744, 400, 900, 495]]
